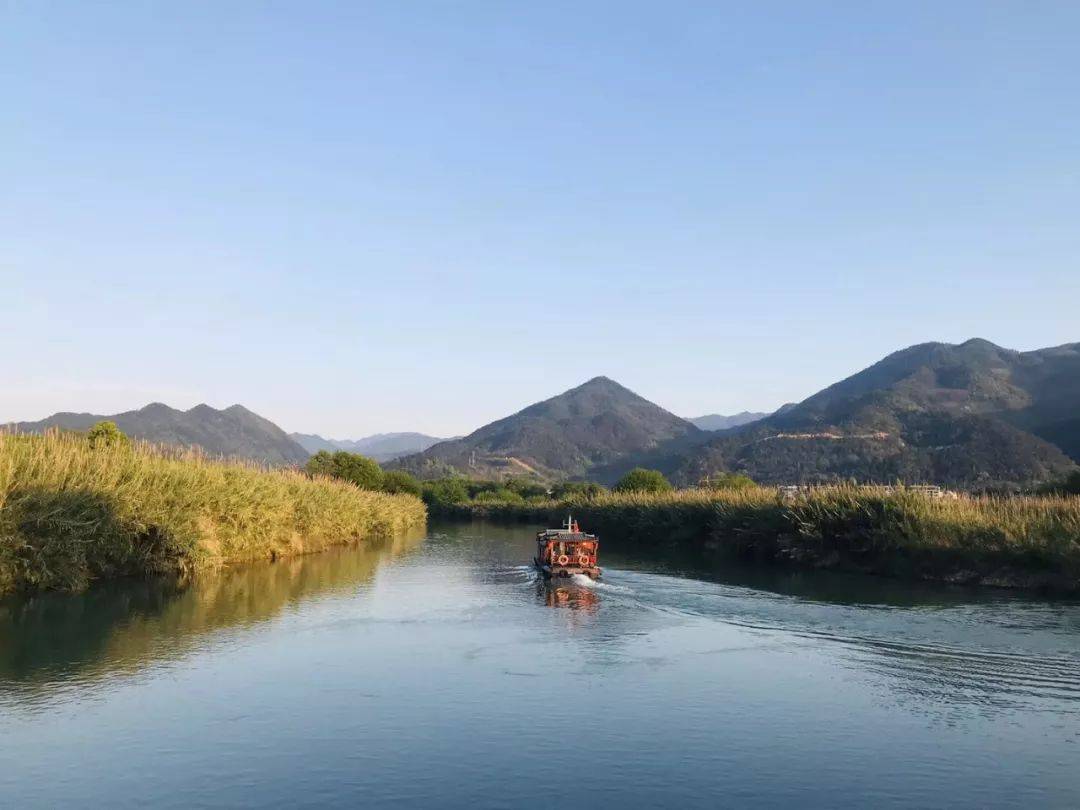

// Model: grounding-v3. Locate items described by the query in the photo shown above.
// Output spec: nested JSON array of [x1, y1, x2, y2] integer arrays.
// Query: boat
[[534, 517, 601, 580]]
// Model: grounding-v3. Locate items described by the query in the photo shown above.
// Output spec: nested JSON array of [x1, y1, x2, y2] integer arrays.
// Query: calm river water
[[2, 521, 1079, 808]]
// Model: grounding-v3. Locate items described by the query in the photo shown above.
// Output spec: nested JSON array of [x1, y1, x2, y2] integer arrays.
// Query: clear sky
[[3, 2, 1078, 438]]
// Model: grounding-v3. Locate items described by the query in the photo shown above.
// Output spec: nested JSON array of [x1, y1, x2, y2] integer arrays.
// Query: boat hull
[[535, 559, 601, 580]]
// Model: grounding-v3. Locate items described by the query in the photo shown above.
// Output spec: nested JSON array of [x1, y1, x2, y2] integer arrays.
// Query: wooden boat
[[534, 517, 601, 580]]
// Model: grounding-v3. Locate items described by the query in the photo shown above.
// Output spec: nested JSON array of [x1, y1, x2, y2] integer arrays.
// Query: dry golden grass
[[0, 431, 426, 593], [436, 484, 1080, 587]]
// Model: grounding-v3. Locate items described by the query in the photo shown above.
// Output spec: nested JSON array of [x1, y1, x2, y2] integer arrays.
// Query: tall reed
[[434, 485, 1080, 590], [0, 431, 427, 593]]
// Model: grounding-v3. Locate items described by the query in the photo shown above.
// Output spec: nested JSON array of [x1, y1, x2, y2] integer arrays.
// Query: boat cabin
[[534, 517, 601, 580]]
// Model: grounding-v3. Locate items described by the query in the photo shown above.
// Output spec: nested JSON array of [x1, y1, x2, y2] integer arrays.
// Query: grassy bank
[[431, 487, 1080, 592], [0, 431, 427, 594]]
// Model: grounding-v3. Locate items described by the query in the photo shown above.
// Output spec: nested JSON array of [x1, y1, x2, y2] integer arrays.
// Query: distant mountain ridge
[[392, 376, 701, 481], [689, 412, 769, 431], [290, 431, 449, 462], [9, 338, 1077, 489], [674, 339, 1080, 489], [11, 403, 309, 466]]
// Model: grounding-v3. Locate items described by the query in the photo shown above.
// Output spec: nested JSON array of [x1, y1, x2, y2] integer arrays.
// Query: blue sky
[[4, 2, 1078, 437]]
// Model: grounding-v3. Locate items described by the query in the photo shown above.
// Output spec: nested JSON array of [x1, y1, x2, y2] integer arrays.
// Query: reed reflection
[[0, 527, 424, 694]]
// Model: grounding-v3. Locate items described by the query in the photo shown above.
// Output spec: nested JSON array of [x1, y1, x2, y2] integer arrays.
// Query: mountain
[[674, 339, 1080, 489], [289, 431, 448, 462], [11, 403, 309, 466], [289, 433, 340, 454], [392, 376, 701, 481], [689, 412, 769, 431], [349, 432, 451, 462]]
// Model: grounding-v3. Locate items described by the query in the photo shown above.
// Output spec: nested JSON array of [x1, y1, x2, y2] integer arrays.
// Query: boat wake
[[571, 573, 630, 593]]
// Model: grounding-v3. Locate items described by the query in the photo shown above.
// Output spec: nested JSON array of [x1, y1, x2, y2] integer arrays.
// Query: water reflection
[[537, 580, 600, 612], [0, 527, 424, 694], [441, 521, 1080, 726], [3, 519, 1080, 725], [2, 521, 1080, 808]]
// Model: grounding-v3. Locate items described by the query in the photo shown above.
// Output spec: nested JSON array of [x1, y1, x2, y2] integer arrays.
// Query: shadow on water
[[0, 527, 425, 693], [600, 533, 1080, 609], [441, 518, 1070, 609], [5, 518, 1080, 726], [438, 520, 1080, 721]]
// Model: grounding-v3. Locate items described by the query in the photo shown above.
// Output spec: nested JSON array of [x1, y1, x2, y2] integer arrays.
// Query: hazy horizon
[[5, 336, 1076, 438], [5, 3, 1078, 436]]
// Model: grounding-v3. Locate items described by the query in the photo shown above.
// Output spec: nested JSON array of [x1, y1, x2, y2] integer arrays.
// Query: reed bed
[[437, 485, 1080, 591], [0, 431, 427, 594]]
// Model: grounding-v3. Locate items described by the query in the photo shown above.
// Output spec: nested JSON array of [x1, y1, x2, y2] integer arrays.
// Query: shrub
[[701, 472, 757, 491], [465, 479, 502, 498], [504, 477, 549, 499], [1066, 472, 1080, 495], [305, 450, 384, 491], [1055, 471, 1080, 495], [613, 468, 673, 494], [551, 480, 606, 499], [381, 470, 422, 497], [86, 421, 129, 449], [422, 477, 470, 506], [474, 488, 524, 504]]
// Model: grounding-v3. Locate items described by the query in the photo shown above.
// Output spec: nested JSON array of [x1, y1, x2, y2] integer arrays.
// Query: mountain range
[[10, 403, 309, 466], [9, 338, 1079, 489], [674, 339, 1080, 488], [289, 432, 449, 462], [393, 339, 1079, 489], [688, 412, 770, 431]]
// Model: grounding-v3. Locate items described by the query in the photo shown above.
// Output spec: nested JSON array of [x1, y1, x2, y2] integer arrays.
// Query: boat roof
[[537, 531, 597, 541]]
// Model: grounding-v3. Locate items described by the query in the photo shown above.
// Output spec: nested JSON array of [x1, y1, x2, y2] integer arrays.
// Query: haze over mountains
[[9, 338, 1078, 489], [289, 432, 449, 462], [11, 403, 309, 466], [688, 412, 770, 431]]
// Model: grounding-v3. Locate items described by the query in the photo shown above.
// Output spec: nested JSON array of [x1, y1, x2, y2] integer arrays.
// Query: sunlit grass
[[0, 431, 427, 593], [436, 484, 1080, 587]]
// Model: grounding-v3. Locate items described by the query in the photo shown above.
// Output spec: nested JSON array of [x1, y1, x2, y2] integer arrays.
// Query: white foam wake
[[571, 574, 630, 592]]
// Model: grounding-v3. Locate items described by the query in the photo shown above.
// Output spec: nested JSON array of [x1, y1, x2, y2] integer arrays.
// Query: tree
[[551, 480, 606, 500], [465, 479, 502, 498], [503, 477, 548, 499], [1044, 470, 1080, 495], [701, 472, 757, 491], [305, 450, 383, 490], [1065, 471, 1080, 495], [421, 477, 470, 506], [305, 450, 336, 477], [613, 467, 673, 493], [86, 420, 129, 448], [473, 487, 524, 504], [381, 470, 422, 497]]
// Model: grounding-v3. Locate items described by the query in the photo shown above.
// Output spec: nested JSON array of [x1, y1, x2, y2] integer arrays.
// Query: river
[[2, 520, 1079, 808]]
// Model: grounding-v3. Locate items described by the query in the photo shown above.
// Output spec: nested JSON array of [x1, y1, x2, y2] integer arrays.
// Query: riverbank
[[0, 431, 426, 594], [430, 488, 1080, 593]]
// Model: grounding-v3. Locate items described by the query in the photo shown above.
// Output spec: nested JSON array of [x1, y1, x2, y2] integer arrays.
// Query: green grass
[[433, 486, 1080, 591], [0, 431, 427, 594]]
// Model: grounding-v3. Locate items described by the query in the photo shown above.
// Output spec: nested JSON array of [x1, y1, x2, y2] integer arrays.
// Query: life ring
[[556, 554, 570, 566], [578, 555, 590, 567]]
